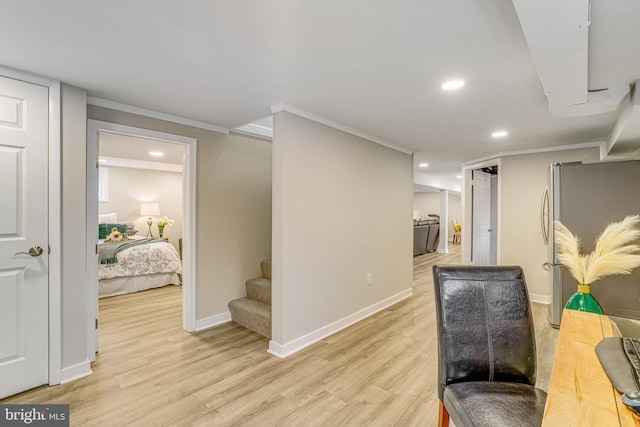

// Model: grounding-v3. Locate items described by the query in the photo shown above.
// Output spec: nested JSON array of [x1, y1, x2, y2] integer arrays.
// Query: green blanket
[[99, 238, 164, 265]]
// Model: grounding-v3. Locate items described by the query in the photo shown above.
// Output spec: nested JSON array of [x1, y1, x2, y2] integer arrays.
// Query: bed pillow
[[98, 213, 118, 224], [124, 221, 138, 236], [99, 223, 128, 239]]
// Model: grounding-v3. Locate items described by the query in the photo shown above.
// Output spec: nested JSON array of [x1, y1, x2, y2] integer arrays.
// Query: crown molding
[[462, 141, 603, 167], [230, 128, 273, 142], [270, 103, 413, 155], [87, 96, 229, 134]]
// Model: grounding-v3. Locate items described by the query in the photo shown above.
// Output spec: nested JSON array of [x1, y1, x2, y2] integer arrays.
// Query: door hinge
[[95, 244, 98, 255], [95, 318, 98, 329]]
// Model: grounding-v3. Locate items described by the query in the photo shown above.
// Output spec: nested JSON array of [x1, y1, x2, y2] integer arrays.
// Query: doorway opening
[[462, 160, 500, 265], [86, 120, 197, 360]]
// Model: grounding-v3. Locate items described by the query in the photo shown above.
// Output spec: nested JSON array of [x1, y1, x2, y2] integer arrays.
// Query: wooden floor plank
[[1, 245, 559, 426]]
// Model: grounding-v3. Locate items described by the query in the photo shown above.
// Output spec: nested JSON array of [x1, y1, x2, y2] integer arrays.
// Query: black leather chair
[[432, 265, 547, 427]]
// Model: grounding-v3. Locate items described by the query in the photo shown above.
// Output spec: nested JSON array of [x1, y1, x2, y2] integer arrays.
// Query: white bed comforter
[[98, 237, 182, 280]]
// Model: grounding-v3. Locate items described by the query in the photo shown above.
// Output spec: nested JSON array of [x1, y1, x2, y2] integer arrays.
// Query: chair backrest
[[432, 265, 537, 400]]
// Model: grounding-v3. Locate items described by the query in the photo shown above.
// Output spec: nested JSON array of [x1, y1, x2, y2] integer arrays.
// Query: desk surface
[[542, 309, 640, 426]]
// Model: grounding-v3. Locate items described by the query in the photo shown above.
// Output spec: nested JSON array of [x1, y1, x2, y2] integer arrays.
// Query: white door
[[472, 170, 491, 265], [0, 76, 49, 398]]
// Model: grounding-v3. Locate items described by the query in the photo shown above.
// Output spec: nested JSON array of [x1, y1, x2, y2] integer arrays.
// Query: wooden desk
[[542, 309, 640, 426]]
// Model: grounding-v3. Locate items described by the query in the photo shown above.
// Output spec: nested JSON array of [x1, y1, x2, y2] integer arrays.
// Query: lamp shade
[[140, 203, 160, 216]]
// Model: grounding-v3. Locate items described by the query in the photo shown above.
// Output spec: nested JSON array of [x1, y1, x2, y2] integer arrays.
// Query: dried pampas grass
[[555, 215, 640, 284]]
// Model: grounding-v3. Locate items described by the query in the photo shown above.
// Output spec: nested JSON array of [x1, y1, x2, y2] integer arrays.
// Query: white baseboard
[[60, 360, 92, 384], [530, 293, 551, 304], [195, 311, 231, 331], [268, 288, 413, 358]]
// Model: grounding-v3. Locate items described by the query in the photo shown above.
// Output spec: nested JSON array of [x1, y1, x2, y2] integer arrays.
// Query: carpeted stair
[[228, 259, 272, 338]]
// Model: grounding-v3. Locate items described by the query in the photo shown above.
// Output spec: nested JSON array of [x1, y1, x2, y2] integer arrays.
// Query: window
[[98, 167, 109, 203]]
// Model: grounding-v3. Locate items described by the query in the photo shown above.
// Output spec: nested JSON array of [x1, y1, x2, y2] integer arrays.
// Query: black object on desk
[[596, 336, 640, 413]]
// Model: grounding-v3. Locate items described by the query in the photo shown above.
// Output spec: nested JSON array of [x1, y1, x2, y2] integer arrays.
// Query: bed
[[98, 236, 182, 298]]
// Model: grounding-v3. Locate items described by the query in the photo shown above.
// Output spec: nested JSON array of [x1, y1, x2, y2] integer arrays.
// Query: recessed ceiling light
[[419, 163, 429, 168], [492, 130, 508, 138], [149, 151, 165, 157], [456, 175, 462, 179], [442, 80, 465, 90]]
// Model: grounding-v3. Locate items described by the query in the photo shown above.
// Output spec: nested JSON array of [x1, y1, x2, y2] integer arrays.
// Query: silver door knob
[[14, 246, 44, 257]]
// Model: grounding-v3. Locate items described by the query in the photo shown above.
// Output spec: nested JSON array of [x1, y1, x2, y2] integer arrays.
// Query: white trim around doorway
[[461, 158, 502, 265], [86, 120, 198, 362]]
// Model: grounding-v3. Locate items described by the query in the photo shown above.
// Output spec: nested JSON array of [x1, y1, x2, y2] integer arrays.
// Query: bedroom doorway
[[87, 120, 197, 360]]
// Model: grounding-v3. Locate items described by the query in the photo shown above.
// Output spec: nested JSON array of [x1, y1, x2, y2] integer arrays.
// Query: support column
[[438, 189, 449, 253]]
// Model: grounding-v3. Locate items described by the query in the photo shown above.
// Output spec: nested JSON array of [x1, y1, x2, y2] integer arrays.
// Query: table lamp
[[140, 203, 160, 237]]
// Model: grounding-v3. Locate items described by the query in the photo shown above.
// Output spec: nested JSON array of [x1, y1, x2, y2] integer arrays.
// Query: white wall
[[99, 166, 183, 253], [500, 147, 600, 301], [413, 192, 439, 218], [88, 106, 272, 320], [61, 84, 88, 371], [272, 111, 413, 352], [195, 133, 272, 318], [413, 192, 462, 241]]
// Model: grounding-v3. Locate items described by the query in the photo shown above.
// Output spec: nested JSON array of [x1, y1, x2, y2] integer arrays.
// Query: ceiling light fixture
[[456, 175, 462, 179], [419, 163, 429, 168], [149, 151, 165, 157], [442, 80, 465, 90], [492, 130, 508, 138]]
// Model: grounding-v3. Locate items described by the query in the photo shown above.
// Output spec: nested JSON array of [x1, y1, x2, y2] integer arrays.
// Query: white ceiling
[[2, 1, 638, 191], [99, 133, 185, 165]]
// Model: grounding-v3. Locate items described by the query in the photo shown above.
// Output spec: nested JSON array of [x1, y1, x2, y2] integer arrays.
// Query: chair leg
[[438, 401, 450, 427]]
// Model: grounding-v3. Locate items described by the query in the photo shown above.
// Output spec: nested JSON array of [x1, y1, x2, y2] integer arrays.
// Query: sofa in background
[[413, 219, 440, 256]]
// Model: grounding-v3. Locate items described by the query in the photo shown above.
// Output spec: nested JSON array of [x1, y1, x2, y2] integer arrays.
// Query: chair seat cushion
[[443, 381, 547, 427]]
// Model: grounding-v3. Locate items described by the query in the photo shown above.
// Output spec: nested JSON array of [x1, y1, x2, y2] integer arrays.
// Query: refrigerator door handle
[[543, 262, 562, 271], [541, 186, 550, 245], [542, 262, 554, 271]]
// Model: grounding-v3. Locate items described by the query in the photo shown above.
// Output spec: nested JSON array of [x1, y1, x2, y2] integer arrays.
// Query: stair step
[[260, 259, 271, 280], [228, 298, 271, 338], [246, 277, 271, 305]]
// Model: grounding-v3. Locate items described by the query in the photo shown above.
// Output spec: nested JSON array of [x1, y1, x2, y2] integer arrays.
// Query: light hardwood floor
[[2, 246, 558, 426]]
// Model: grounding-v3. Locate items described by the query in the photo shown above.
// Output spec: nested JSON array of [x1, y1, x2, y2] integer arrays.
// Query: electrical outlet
[[366, 273, 372, 285]]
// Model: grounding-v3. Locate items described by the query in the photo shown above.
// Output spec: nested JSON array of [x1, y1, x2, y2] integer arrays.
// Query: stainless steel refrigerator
[[542, 160, 640, 327]]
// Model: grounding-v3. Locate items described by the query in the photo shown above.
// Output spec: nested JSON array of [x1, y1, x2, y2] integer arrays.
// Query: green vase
[[565, 284, 603, 314], [158, 225, 164, 238]]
